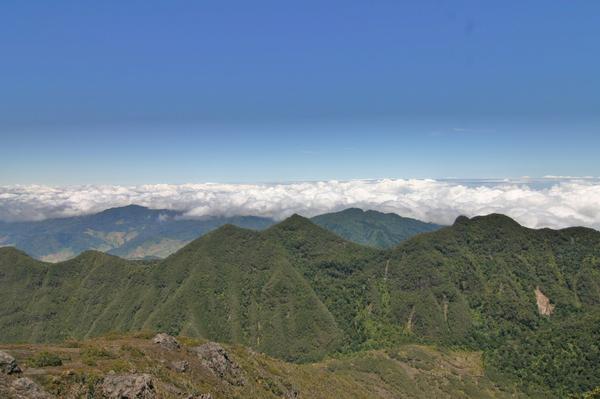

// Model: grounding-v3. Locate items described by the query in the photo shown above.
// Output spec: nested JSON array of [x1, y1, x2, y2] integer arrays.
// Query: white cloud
[[1, 179, 600, 231], [157, 213, 170, 222]]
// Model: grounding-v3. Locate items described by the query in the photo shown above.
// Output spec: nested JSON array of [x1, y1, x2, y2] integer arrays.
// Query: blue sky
[[1, 1, 599, 184]]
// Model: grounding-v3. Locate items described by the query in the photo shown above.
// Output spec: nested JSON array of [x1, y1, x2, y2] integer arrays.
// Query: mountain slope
[[0, 247, 152, 343], [311, 208, 442, 248], [0, 205, 274, 261], [0, 222, 349, 362], [263, 215, 390, 349], [384, 214, 600, 346], [139, 223, 344, 362]]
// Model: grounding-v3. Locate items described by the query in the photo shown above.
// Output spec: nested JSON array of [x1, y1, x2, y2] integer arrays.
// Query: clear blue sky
[[1, 1, 599, 184]]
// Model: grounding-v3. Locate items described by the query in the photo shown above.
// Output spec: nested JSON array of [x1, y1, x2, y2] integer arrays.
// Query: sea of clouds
[[1, 178, 599, 230]]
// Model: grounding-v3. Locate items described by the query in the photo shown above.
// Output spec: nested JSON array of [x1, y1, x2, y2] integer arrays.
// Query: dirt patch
[[535, 287, 555, 316]]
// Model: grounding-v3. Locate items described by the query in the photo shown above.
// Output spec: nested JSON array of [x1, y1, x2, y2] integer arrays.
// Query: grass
[[80, 345, 115, 366], [0, 335, 525, 399]]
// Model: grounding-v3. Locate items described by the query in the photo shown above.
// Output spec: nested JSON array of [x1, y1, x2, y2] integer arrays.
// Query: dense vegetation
[[485, 310, 600, 397], [1, 213, 599, 396], [311, 207, 442, 248]]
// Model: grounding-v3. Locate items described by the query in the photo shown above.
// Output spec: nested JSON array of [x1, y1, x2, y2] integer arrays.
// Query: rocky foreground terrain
[[0, 333, 523, 399]]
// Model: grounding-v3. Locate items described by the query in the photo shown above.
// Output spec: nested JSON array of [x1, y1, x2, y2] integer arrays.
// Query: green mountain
[[311, 208, 442, 248], [1, 213, 599, 396], [0, 205, 274, 261]]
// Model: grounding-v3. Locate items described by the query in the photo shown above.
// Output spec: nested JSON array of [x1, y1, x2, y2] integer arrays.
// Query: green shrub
[[178, 336, 205, 347], [28, 351, 63, 367], [107, 359, 131, 373]]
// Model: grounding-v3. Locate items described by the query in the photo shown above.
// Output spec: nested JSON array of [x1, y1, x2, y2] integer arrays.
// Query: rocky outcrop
[[101, 372, 156, 398], [0, 351, 21, 374], [11, 377, 53, 398], [189, 343, 245, 386], [185, 395, 213, 399], [152, 333, 180, 351], [284, 387, 300, 398], [0, 354, 52, 398], [535, 287, 555, 316], [171, 360, 189, 373]]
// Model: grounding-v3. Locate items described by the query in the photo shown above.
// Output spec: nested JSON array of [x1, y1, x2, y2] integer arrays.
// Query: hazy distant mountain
[[311, 208, 442, 248], [0, 206, 443, 261], [1, 213, 599, 396], [0, 205, 274, 261]]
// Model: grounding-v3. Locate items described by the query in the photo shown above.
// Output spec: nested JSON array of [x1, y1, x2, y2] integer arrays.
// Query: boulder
[[11, 377, 53, 398], [152, 333, 180, 351], [285, 387, 300, 398], [171, 360, 189, 373], [101, 373, 155, 398], [189, 342, 244, 386], [0, 351, 21, 374]]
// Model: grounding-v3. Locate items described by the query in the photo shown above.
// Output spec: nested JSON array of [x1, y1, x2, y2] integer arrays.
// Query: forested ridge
[[1, 213, 599, 397]]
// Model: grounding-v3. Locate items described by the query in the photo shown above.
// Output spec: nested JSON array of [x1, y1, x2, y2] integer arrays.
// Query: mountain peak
[[452, 213, 523, 231], [311, 208, 443, 248], [210, 223, 254, 235], [264, 213, 374, 253], [453, 215, 471, 225], [97, 204, 151, 215], [339, 207, 365, 214], [0, 245, 31, 259], [275, 213, 314, 228], [176, 222, 259, 254], [473, 213, 521, 226], [71, 249, 119, 263]]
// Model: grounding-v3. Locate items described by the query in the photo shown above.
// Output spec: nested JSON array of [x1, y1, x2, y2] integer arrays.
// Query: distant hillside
[[0, 205, 274, 261], [311, 208, 442, 248], [1, 213, 600, 396]]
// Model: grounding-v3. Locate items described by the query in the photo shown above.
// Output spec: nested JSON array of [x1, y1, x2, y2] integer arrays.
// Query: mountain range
[[0, 205, 441, 261], [1, 213, 599, 397]]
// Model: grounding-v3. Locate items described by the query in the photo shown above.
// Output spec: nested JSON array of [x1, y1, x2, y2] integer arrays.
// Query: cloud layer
[[1, 179, 600, 230]]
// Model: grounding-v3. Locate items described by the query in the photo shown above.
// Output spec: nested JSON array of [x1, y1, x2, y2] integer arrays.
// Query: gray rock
[[285, 387, 300, 398], [11, 377, 53, 398], [101, 373, 155, 398], [189, 342, 245, 386], [0, 350, 21, 374], [152, 333, 180, 351], [171, 360, 189, 373], [185, 394, 213, 399]]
